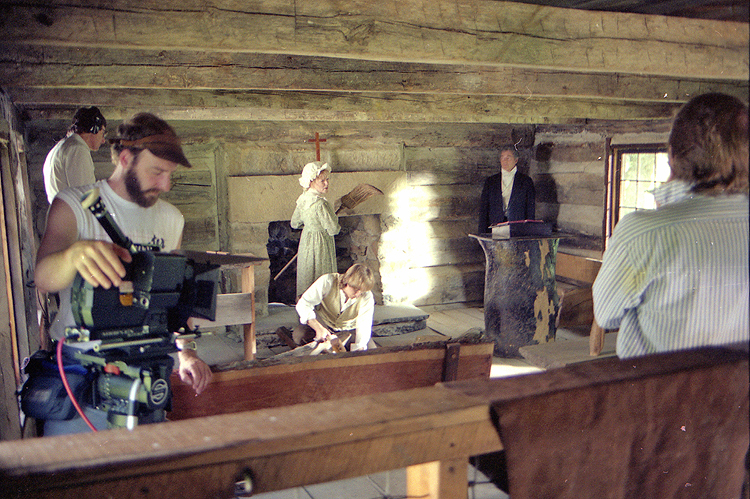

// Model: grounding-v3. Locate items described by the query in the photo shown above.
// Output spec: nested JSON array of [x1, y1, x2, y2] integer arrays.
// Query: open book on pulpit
[[491, 219, 552, 238]]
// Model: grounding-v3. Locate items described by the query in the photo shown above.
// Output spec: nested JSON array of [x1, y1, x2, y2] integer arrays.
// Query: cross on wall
[[307, 132, 326, 161]]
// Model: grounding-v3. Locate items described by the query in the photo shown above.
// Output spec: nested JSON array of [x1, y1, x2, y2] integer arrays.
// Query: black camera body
[[70, 250, 218, 347], [63, 189, 219, 428]]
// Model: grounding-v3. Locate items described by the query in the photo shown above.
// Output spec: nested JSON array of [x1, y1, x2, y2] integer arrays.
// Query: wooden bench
[[168, 339, 495, 420], [520, 250, 613, 366], [2, 346, 746, 499]]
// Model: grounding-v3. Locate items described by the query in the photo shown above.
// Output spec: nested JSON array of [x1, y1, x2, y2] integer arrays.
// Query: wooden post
[[588, 319, 605, 356], [179, 251, 266, 362], [241, 264, 256, 361], [407, 458, 468, 499]]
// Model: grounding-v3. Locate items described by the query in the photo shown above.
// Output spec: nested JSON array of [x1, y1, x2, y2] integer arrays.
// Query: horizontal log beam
[[11, 89, 684, 124], [22, 119, 532, 148], [0, 1, 746, 79], [1, 44, 746, 102]]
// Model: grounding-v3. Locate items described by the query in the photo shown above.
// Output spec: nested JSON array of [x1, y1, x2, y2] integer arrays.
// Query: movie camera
[[62, 189, 220, 429]]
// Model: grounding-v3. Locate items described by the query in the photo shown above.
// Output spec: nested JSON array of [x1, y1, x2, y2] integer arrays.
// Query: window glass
[[605, 145, 669, 245]]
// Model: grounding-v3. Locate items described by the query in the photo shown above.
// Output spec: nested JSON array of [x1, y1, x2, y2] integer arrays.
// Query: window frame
[[604, 142, 669, 246]]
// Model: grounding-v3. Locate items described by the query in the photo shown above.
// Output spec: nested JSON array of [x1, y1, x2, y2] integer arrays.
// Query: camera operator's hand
[[35, 197, 132, 293], [177, 350, 213, 395], [70, 240, 132, 289]]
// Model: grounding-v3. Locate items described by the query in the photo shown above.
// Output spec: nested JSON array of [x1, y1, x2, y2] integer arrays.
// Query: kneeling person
[[294, 264, 375, 351]]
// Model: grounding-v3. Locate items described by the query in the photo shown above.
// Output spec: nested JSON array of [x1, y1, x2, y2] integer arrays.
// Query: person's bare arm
[[306, 318, 332, 342], [35, 198, 130, 293], [176, 348, 213, 395]]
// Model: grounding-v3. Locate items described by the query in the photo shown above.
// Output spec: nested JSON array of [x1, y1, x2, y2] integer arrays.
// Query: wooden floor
[[196, 302, 613, 373], [419, 303, 618, 371], [423, 305, 486, 337]]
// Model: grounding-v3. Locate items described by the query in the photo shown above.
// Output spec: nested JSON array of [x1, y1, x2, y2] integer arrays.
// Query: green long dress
[[291, 189, 340, 297]]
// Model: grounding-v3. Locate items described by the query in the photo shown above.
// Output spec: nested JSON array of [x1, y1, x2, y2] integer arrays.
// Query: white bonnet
[[299, 161, 331, 189]]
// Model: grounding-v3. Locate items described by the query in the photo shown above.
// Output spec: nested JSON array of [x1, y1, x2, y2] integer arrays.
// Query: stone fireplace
[[227, 172, 403, 316], [266, 214, 382, 305]]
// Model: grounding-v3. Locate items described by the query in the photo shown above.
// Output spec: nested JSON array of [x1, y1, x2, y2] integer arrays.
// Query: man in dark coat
[[478, 146, 536, 233]]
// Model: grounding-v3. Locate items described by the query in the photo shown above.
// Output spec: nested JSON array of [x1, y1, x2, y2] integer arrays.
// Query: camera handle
[[80, 188, 138, 254]]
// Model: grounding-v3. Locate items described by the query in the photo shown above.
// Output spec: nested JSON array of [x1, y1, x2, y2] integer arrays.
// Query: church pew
[[1, 346, 745, 499], [168, 340, 494, 420]]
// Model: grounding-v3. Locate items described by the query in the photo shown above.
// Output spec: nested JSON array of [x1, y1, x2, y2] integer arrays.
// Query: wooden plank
[[227, 171, 405, 224], [589, 320, 606, 356], [407, 458, 468, 499], [442, 343, 461, 382], [555, 252, 602, 285], [0, 136, 22, 441], [0, 385, 503, 499], [168, 342, 494, 420], [0, 346, 744, 499], [4, 45, 746, 103], [241, 265, 256, 361], [490, 347, 749, 499], [449, 307, 485, 324], [191, 293, 253, 329], [518, 333, 618, 369], [0, 1, 745, 79], [12, 89, 689, 125], [407, 264, 485, 307], [557, 286, 595, 327], [427, 310, 483, 337]]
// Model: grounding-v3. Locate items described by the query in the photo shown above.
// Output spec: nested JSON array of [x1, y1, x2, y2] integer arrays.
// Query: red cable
[[56, 339, 98, 432]]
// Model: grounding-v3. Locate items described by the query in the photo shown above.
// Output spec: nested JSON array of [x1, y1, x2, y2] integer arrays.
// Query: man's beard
[[125, 164, 160, 208]]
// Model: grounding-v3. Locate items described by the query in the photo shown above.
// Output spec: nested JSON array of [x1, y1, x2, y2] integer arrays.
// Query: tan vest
[[315, 274, 363, 331]]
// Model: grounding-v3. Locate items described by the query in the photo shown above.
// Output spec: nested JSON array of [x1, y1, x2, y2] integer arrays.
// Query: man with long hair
[[593, 92, 749, 358]]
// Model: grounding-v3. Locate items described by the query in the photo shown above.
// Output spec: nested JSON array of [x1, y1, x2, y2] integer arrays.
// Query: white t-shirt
[[49, 180, 184, 340], [43, 133, 96, 204]]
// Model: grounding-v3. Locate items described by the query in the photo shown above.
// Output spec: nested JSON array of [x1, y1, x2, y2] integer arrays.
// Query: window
[[604, 143, 670, 244]]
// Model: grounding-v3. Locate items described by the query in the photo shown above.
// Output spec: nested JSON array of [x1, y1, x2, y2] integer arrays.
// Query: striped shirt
[[592, 194, 749, 358]]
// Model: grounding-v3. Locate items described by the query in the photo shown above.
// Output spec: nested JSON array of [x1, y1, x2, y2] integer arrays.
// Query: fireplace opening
[[267, 221, 299, 305], [266, 215, 382, 306]]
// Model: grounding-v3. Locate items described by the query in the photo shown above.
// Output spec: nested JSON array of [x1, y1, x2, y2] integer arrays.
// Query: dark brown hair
[[70, 106, 106, 134], [110, 113, 192, 168], [669, 93, 748, 195]]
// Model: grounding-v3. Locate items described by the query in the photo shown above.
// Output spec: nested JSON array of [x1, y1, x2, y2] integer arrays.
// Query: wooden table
[[178, 251, 266, 361]]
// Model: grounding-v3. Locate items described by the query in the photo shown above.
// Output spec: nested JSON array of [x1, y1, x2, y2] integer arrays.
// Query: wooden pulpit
[[470, 234, 560, 357]]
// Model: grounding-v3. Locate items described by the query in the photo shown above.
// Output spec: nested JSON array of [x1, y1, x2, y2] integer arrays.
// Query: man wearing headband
[[35, 113, 212, 434], [43, 106, 108, 204]]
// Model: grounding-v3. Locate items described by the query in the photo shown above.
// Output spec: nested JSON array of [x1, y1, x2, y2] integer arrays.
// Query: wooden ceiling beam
[[0, 0, 746, 80], [1, 44, 746, 104], [12, 89, 682, 125]]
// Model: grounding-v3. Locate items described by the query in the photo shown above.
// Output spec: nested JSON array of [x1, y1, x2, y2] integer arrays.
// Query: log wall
[[24, 118, 674, 310]]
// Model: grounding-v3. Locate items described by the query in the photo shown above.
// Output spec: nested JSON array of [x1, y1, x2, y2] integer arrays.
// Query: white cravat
[[501, 167, 517, 212]]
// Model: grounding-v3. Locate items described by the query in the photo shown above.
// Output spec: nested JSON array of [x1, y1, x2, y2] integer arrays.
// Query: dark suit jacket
[[478, 171, 536, 233]]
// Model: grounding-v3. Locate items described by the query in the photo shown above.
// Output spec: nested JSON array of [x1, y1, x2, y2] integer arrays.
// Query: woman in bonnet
[[291, 161, 341, 298]]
